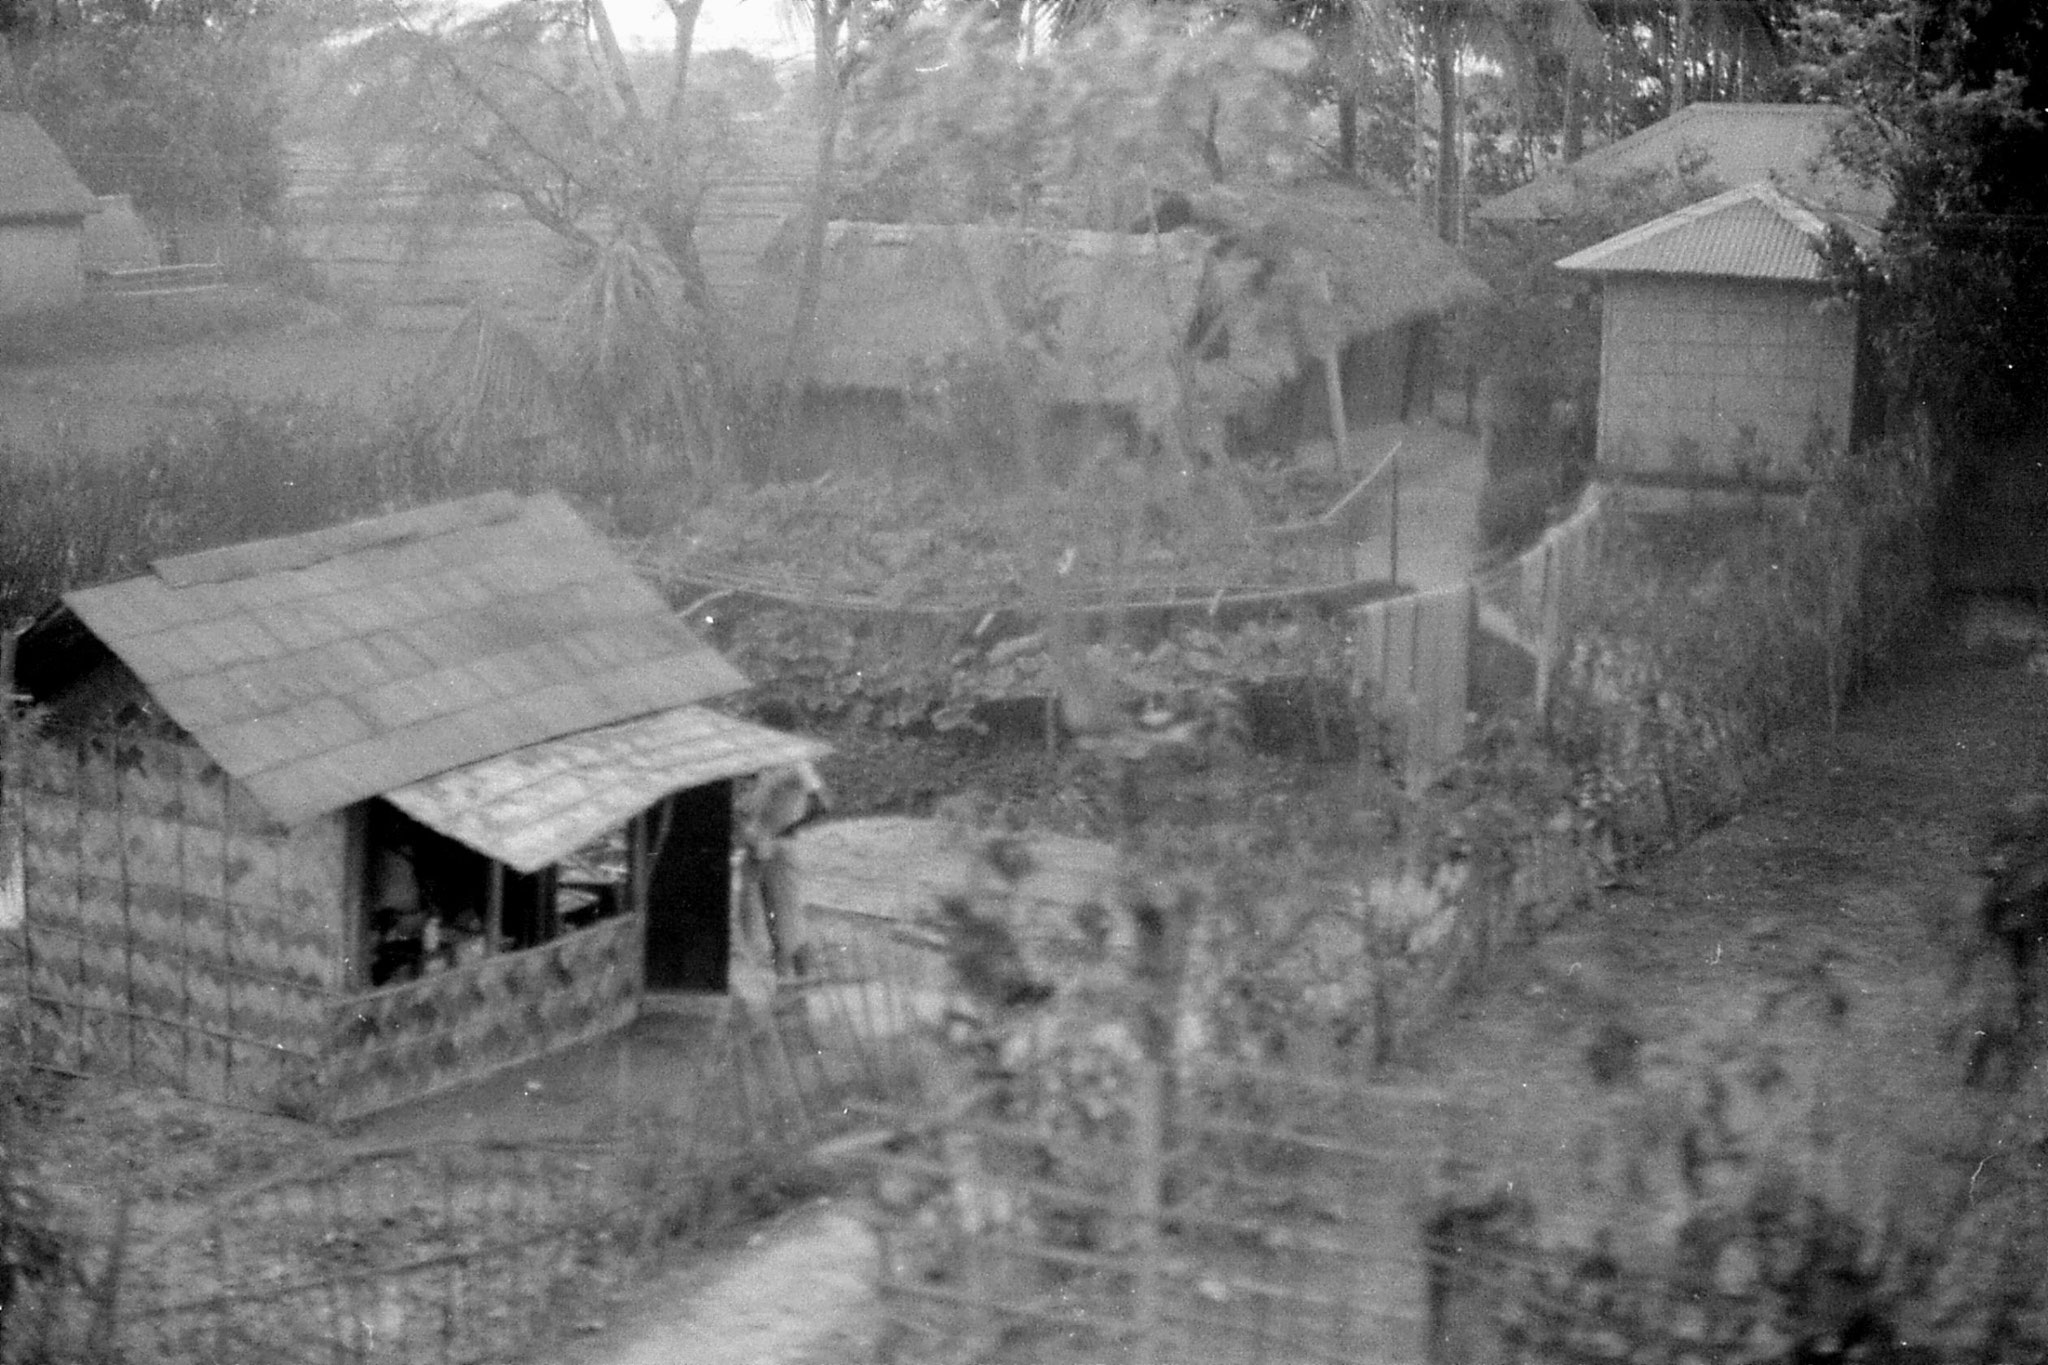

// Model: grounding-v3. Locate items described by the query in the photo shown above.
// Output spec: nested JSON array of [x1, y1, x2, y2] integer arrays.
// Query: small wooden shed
[[7, 493, 825, 1122], [1555, 181, 1879, 497], [0, 113, 95, 316]]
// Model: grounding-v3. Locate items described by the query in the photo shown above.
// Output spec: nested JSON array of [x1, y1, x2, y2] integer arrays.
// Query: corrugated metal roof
[[387, 706, 830, 873], [1554, 181, 1876, 281], [0, 113, 95, 225], [1476, 103, 1890, 225], [60, 492, 747, 826]]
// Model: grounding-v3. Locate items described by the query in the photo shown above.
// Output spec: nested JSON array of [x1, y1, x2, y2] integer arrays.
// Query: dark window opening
[[360, 802, 628, 989]]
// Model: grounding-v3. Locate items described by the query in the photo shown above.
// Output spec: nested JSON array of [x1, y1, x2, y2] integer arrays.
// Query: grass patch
[[0, 286, 310, 366]]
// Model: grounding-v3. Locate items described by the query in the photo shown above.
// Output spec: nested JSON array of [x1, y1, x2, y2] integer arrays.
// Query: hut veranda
[[2, 492, 824, 1122]]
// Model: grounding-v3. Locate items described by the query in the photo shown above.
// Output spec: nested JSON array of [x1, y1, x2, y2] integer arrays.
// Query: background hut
[[1555, 181, 1880, 501], [0, 112, 95, 316], [1182, 181, 1495, 455], [763, 181, 1493, 476], [767, 220, 1211, 477], [1474, 102, 1890, 228], [6, 492, 824, 1122]]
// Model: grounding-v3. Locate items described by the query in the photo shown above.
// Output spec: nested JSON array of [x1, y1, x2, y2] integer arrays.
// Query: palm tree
[[337, 0, 741, 484], [1412, 0, 1603, 239]]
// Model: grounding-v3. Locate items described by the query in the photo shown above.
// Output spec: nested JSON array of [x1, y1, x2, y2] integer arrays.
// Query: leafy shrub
[[1551, 435, 1934, 858]]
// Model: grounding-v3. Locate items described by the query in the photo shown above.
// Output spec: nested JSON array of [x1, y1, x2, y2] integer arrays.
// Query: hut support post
[[1324, 344, 1349, 472], [1389, 443, 1401, 584], [485, 863, 504, 955]]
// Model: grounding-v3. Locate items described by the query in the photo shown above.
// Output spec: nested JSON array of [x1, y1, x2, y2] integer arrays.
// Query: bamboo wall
[[320, 913, 640, 1124], [19, 730, 347, 1114]]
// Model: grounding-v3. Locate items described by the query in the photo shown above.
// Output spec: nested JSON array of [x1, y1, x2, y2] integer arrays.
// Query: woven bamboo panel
[[74, 841, 125, 937], [132, 1015, 187, 1092], [116, 735, 185, 820], [183, 956, 234, 1039], [19, 731, 344, 1111], [23, 733, 79, 797], [74, 734, 120, 809], [179, 820, 232, 963], [21, 791, 81, 931], [123, 880, 188, 973], [126, 939, 184, 1022], [25, 929, 80, 1004], [280, 815, 348, 985], [188, 1028, 230, 1105], [79, 998, 133, 1079], [179, 749, 228, 829], [119, 810, 186, 893], [75, 934, 127, 1030], [29, 997, 81, 1074], [321, 915, 640, 1123]]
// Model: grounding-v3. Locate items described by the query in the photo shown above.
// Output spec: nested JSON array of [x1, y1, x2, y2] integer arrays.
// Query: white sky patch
[[605, 0, 807, 58]]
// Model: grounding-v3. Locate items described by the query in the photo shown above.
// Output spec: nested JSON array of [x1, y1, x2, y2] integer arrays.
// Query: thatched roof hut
[[764, 181, 1492, 456], [774, 220, 1209, 413]]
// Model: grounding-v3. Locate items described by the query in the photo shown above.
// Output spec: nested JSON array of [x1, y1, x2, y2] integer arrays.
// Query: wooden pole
[[1131, 1060, 1164, 1365], [1325, 349, 1348, 472], [1388, 443, 1401, 585], [0, 628, 19, 945], [485, 862, 504, 956]]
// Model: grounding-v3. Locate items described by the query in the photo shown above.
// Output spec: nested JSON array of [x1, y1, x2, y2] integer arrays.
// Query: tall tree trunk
[[587, 0, 644, 122], [1412, 30, 1429, 212], [776, 0, 848, 467], [1433, 20, 1460, 243], [1563, 59, 1582, 161], [1670, 0, 1691, 114], [661, 0, 703, 122]]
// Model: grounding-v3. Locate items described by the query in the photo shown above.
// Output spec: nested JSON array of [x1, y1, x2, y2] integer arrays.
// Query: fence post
[[1388, 444, 1402, 585], [1130, 1059, 1164, 1365], [0, 628, 21, 937], [1533, 539, 1561, 725]]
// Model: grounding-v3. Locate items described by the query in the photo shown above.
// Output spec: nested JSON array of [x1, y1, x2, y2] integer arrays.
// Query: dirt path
[[562, 1200, 881, 1365], [1421, 626, 2048, 1267]]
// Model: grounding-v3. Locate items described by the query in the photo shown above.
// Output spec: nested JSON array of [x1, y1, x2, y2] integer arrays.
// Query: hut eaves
[[387, 705, 828, 874], [43, 492, 750, 827], [1554, 181, 1878, 283]]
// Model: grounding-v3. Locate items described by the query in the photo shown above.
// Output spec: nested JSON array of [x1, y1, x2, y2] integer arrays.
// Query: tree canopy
[[1795, 0, 2048, 461]]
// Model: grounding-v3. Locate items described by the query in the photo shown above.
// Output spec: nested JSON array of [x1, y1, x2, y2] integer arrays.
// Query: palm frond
[[422, 301, 568, 452]]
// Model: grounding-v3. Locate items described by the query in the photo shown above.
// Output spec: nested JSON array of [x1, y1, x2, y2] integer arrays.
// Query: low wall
[[321, 913, 641, 1123]]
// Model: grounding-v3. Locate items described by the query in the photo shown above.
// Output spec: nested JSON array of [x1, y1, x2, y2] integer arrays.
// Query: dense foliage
[[1795, 1, 2048, 457], [12, 21, 289, 231]]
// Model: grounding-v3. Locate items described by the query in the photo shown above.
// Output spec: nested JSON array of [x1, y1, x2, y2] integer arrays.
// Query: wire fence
[[5, 920, 923, 1365]]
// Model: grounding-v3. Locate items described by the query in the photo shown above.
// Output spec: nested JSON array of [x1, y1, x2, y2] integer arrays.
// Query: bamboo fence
[[858, 1054, 1470, 1365]]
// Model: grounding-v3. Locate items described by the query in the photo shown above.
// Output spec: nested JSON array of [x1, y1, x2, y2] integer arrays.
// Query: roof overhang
[[385, 705, 830, 873]]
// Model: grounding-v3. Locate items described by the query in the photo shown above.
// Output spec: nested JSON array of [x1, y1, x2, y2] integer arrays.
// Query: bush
[[1551, 435, 1935, 858], [0, 397, 585, 628]]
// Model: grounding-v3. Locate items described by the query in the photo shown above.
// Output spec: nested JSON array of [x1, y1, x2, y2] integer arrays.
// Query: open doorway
[[642, 780, 734, 993]]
